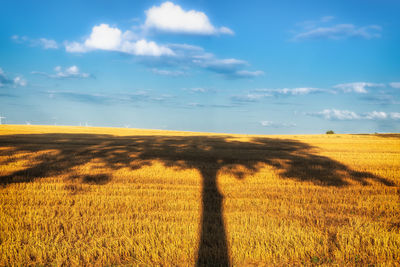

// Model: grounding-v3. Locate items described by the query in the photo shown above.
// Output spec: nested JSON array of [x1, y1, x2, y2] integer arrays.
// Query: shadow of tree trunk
[[196, 167, 229, 266]]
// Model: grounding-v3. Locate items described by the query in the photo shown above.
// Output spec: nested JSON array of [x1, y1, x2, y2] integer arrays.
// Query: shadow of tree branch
[[0, 133, 395, 265]]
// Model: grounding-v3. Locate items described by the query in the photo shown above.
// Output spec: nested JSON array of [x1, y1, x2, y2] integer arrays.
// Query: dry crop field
[[0, 125, 399, 266]]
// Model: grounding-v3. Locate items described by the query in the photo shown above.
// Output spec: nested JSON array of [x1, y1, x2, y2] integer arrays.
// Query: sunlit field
[[0, 125, 399, 266]]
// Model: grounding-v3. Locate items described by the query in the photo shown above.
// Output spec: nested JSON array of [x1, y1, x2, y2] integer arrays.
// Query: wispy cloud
[[307, 109, 400, 120], [390, 82, 400, 89], [151, 68, 185, 76], [260, 121, 296, 128], [293, 17, 381, 41], [11, 35, 58, 49], [333, 82, 384, 93], [137, 43, 263, 79], [184, 102, 237, 109], [231, 70, 264, 79], [361, 93, 400, 105], [0, 67, 26, 87], [46, 90, 176, 106], [47, 91, 109, 104], [183, 87, 212, 93], [231, 87, 328, 103], [32, 65, 90, 79], [255, 87, 327, 95], [231, 93, 271, 103], [144, 2, 234, 35]]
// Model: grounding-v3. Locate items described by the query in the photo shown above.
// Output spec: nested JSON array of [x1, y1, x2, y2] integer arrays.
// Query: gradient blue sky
[[1, 0, 400, 134]]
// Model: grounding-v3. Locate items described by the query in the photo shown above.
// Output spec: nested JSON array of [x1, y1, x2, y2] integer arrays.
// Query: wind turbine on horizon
[[0, 115, 5, 125]]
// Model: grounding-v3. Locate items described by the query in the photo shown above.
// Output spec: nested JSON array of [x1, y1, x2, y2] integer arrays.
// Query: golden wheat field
[[0, 125, 399, 266]]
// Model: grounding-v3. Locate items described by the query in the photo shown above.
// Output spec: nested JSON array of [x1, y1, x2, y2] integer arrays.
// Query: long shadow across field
[[0, 133, 395, 266]]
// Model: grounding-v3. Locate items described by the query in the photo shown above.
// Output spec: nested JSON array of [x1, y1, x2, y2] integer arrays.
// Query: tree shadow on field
[[0, 133, 395, 266]]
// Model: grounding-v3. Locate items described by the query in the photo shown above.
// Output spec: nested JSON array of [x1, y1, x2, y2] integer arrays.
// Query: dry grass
[[0, 125, 399, 266]]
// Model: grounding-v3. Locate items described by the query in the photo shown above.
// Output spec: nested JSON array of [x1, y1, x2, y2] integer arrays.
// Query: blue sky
[[1, 0, 400, 134]]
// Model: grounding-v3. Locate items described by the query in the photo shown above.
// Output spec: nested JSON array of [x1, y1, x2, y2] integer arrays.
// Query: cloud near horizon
[[307, 109, 400, 121], [260, 120, 296, 128]]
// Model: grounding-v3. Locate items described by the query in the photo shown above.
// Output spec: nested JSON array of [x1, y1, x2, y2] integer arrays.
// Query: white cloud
[[65, 24, 174, 56], [260, 121, 296, 128], [151, 68, 185, 76], [121, 39, 174, 56], [32, 65, 90, 79], [389, 82, 400, 89], [64, 42, 88, 53], [0, 67, 27, 87], [333, 82, 384, 93], [12, 35, 58, 49], [144, 2, 233, 35], [85, 24, 122, 50], [293, 23, 381, 41], [307, 109, 400, 121]]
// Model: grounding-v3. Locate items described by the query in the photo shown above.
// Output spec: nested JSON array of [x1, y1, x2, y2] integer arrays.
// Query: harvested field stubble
[[0, 125, 399, 266]]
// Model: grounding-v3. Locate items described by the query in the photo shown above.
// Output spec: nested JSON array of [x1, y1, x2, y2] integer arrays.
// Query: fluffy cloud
[[333, 82, 384, 93], [12, 35, 58, 49], [85, 24, 122, 50], [65, 26, 261, 78], [144, 2, 233, 35], [307, 109, 400, 120], [293, 16, 381, 41], [389, 82, 400, 89], [32, 65, 90, 79], [0, 68, 26, 87], [65, 24, 174, 56]]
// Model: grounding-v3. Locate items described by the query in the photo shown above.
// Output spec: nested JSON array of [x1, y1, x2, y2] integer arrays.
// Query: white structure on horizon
[[0, 115, 5, 125]]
